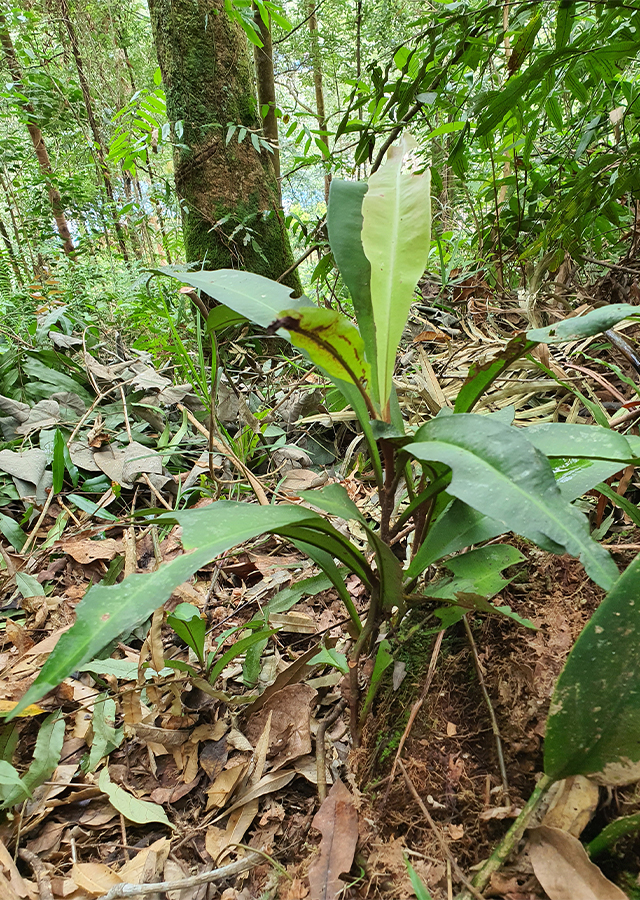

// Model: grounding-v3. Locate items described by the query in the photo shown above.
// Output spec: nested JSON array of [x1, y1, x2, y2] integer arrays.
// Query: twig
[[277, 242, 321, 283], [96, 853, 263, 900], [141, 473, 172, 510], [316, 699, 347, 802], [454, 774, 554, 899], [22, 487, 56, 555], [398, 760, 486, 900], [18, 848, 54, 900], [463, 616, 510, 806], [177, 402, 269, 505], [383, 630, 443, 805]]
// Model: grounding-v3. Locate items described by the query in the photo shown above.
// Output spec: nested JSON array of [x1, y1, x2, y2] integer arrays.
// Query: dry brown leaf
[[118, 838, 170, 882], [528, 825, 627, 900], [0, 839, 29, 897], [0, 871, 22, 900], [206, 761, 248, 810], [307, 779, 358, 900], [542, 776, 599, 837], [214, 770, 295, 821], [245, 684, 317, 770], [57, 538, 122, 563], [70, 862, 122, 896]]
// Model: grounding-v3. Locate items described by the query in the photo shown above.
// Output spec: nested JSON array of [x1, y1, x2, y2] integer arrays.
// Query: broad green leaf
[[0, 761, 27, 798], [273, 307, 370, 386], [15, 572, 45, 598], [167, 603, 206, 662], [289, 540, 362, 631], [99, 768, 173, 827], [9, 504, 323, 717], [206, 305, 247, 332], [309, 646, 349, 675], [0, 513, 26, 551], [436, 544, 524, 595], [545, 552, 640, 784], [525, 422, 639, 462], [156, 266, 312, 329], [527, 304, 640, 344], [361, 136, 431, 411], [0, 711, 64, 809], [327, 180, 378, 397], [454, 334, 536, 413], [300, 482, 366, 523], [409, 415, 619, 590]]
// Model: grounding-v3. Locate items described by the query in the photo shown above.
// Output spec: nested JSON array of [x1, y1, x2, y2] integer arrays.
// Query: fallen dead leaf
[[541, 776, 599, 837], [307, 779, 358, 900], [56, 538, 122, 564], [70, 862, 122, 896], [528, 825, 627, 900]]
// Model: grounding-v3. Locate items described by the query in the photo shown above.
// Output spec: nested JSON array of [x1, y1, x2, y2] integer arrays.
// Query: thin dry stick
[[383, 630, 444, 804], [398, 760, 486, 900], [141, 473, 172, 510], [316, 699, 347, 802], [177, 402, 269, 505], [18, 848, 54, 900], [463, 616, 510, 806], [22, 487, 56, 555], [97, 852, 263, 900]]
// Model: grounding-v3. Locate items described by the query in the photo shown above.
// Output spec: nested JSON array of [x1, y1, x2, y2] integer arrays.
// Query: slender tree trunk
[[252, 4, 281, 198], [306, 0, 330, 202], [147, 0, 300, 297], [0, 11, 75, 256], [0, 169, 36, 277], [58, 0, 129, 261], [0, 215, 23, 283]]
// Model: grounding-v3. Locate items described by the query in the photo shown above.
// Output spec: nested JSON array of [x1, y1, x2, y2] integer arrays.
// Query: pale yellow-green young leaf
[[361, 135, 431, 414]]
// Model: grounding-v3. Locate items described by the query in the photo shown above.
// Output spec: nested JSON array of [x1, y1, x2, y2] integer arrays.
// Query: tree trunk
[[58, 0, 130, 262], [252, 4, 281, 197], [306, 0, 330, 202], [0, 11, 75, 256], [147, 0, 300, 295]]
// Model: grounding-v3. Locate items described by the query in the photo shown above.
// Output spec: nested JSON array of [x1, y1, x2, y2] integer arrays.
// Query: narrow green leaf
[[525, 423, 638, 462], [52, 429, 65, 494], [454, 334, 536, 413], [409, 415, 619, 590], [545, 552, 640, 784], [361, 639, 394, 720], [208, 629, 278, 684], [327, 180, 378, 399], [527, 304, 640, 344], [0, 712, 64, 809], [9, 504, 323, 717], [555, 0, 575, 50], [361, 136, 431, 410], [0, 512, 26, 551], [299, 483, 366, 523], [405, 859, 433, 900]]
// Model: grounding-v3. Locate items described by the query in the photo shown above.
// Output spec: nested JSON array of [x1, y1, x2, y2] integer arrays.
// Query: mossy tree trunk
[[147, 0, 300, 294]]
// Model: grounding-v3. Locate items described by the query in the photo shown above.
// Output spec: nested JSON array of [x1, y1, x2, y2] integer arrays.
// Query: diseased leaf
[[361, 135, 431, 411], [272, 307, 370, 387], [545, 552, 640, 784], [98, 768, 173, 828], [308, 779, 358, 900]]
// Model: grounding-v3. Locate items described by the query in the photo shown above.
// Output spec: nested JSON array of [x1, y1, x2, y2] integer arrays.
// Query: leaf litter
[[2, 282, 640, 898]]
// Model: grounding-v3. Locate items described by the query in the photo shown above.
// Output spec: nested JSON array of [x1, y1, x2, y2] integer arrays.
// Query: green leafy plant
[[9, 141, 640, 759]]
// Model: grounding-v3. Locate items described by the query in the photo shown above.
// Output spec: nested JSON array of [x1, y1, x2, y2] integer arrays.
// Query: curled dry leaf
[[307, 779, 358, 900], [541, 776, 599, 837], [528, 825, 627, 900]]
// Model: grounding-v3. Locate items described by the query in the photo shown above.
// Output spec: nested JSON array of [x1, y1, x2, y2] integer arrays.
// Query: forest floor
[[2, 263, 640, 900]]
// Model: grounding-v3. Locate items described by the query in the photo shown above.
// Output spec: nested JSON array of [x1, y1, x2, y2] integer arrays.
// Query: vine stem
[[454, 773, 555, 900]]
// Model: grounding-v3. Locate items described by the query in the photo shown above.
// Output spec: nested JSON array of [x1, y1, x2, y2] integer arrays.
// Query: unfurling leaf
[[271, 307, 370, 386]]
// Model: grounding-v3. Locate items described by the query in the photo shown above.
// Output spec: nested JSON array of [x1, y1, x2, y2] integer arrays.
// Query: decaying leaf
[[541, 776, 599, 837], [245, 684, 317, 770], [307, 779, 358, 900], [70, 861, 122, 896], [528, 825, 627, 900]]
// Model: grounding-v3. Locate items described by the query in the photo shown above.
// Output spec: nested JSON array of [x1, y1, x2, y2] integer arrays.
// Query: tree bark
[[0, 11, 75, 256], [252, 4, 281, 197], [306, 0, 330, 202], [147, 0, 300, 295], [58, 0, 130, 261]]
